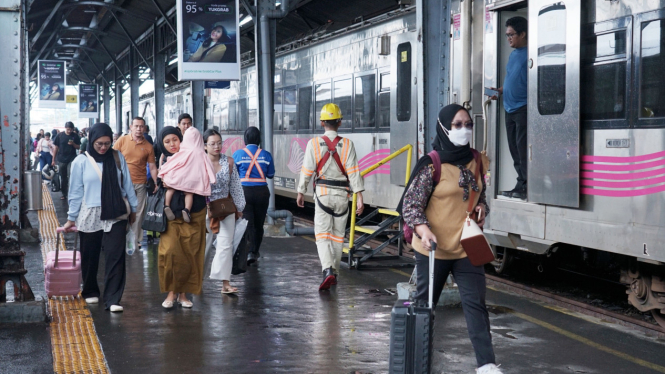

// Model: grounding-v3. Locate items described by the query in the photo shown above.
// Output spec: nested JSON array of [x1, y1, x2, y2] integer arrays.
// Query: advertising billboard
[[78, 84, 99, 118], [177, 0, 240, 81], [38, 60, 67, 109]]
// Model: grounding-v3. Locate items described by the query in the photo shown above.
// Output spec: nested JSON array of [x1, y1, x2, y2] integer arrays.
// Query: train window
[[238, 98, 248, 130], [248, 97, 258, 128], [333, 78, 352, 128], [640, 19, 665, 118], [354, 75, 376, 128], [396, 43, 411, 121], [315, 82, 331, 122], [274, 90, 283, 131], [583, 31, 627, 60], [283, 88, 297, 131], [229, 100, 237, 131], [537, 3, 567, 116], [298, 86, 312, 130], [380, 72, 390, 90]]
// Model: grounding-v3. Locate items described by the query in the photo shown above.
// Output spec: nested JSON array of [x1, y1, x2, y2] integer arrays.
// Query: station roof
[[27, 0, 402, 87]]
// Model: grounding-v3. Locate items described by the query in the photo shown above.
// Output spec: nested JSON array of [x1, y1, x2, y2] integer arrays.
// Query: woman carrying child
[[156, 127, 215, 309]]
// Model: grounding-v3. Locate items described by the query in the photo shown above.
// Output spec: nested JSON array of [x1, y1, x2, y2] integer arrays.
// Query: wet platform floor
[[7, 190, 665, 374]]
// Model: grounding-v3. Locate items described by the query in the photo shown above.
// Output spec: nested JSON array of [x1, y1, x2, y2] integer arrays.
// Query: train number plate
[[606, 139, 630, 148]]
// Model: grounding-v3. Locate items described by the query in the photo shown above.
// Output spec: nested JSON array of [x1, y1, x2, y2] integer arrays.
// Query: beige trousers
[[132, 183, 147, 249], [314, 194, 349, 273]]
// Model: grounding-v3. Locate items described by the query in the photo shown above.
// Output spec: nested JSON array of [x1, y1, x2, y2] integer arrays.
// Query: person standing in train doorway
[[296, 103, 365, 291], [491, 16, 528, 200]]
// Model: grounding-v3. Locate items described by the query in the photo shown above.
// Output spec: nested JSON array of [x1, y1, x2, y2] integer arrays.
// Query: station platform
[[4, 185, 665, 374]]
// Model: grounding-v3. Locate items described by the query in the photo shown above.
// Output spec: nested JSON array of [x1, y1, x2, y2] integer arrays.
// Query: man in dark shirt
[[52, 121, 81, 201]]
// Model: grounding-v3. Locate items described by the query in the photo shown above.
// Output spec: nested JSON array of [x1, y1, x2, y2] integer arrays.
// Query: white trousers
[[209, 214, 236, 281], [314, 194, 349, 273]]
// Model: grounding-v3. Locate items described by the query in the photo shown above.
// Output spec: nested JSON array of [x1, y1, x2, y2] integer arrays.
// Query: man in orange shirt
[[113, 117, 159, 249]]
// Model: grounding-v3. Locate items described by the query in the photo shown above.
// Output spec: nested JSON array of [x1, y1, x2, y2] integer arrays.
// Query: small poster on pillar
[[78, 84, 99, 118], [176, 0, 240, 81], [38, 60, 67, 109]]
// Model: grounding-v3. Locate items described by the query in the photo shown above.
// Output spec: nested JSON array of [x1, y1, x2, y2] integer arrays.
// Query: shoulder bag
[[460, 150, 495, 266], [208, 157, 237, 220], [85, 151, 131, 221]]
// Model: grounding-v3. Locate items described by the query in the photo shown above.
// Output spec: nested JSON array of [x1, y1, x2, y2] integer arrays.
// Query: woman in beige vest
[[397, 104, 502, 374]]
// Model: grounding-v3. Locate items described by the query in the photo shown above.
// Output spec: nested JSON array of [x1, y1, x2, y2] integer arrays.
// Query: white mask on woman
[[438, 119, 473, 147]]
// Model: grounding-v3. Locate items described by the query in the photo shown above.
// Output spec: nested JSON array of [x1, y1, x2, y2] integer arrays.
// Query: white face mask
[[438, 119, 473, 147]]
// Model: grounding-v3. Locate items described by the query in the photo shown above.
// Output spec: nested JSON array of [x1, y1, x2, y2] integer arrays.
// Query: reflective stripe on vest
[[240, 147, 266, 183]]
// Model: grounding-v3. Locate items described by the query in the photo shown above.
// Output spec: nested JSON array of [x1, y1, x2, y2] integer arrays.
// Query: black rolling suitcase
[[389, 243, 436, 373]]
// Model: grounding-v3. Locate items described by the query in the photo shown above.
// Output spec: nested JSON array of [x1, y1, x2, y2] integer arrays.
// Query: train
[[110, 1, 665, 327]]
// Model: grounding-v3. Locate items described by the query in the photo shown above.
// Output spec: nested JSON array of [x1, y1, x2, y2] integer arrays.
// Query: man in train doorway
[[296, 103, 365, 291], [492, 16, 528, 200]]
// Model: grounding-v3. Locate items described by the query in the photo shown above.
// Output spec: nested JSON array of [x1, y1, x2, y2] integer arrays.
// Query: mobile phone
[[484, 87, 499, 97]]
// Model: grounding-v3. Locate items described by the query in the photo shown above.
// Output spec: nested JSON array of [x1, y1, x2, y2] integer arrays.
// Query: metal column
[[417, 0, 451, 153], [191, 80, 205, 132], [0, 0, 34, 302], [130, 49, 140, 121], [103, 80, 110, 124], [115, 72, 123, 135], [154, 25, 165, 135]]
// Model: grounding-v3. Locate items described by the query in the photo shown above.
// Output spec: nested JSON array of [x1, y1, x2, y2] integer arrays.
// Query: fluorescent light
[[239, 16, 252, 27], [168, 58, 178, 65]]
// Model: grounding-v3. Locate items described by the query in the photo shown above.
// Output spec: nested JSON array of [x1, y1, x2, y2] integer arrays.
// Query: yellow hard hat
[[320, 103, 343, 121]]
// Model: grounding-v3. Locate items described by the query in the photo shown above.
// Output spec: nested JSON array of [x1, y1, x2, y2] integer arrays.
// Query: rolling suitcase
[[389, 243, 436, 373], [45, 226, 82, 298]]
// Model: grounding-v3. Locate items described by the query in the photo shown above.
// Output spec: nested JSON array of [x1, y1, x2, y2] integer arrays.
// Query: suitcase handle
[[429, 242, 436, 309], [55, 226, 78, 268]]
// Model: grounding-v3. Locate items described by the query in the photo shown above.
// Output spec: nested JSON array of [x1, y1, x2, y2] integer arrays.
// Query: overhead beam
[[149, 0, 176, 35], [61, 1, 157, 23], [109, 11, 154, 71], [81, 49, 112, 87], [240, 0, 256, 18], [91, 33, 127, 78], [29, 0, 65, 47]]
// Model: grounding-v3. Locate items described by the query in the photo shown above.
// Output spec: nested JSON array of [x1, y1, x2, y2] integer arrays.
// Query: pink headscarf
[[158, 128, 216, 196]]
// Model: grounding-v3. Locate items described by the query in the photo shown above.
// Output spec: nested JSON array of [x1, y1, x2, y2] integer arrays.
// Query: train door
[[527, 0, 581, 207], [389, 32, 418, 186]]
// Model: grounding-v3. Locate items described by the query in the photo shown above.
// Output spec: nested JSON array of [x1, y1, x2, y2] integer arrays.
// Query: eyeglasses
[[505, 32, 517, 39], [206, 142, 222, 147], [451, 121, 474, 129], [94, 142, 112, 148]]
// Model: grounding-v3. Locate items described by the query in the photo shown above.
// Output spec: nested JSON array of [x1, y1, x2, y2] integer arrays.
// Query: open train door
[[527, 1, 581, 207]]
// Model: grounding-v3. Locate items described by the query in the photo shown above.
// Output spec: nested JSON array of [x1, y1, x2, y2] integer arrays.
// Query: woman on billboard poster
[[188, 22, 234, 63]]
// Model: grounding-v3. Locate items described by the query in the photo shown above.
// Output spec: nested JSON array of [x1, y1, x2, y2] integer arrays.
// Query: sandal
[[221, 286, 238, 294], [164, 206, 175, 221], [182, 208, 191, 223]]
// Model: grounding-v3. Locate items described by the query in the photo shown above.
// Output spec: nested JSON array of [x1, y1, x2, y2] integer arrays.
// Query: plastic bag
[[233, 218, 248, 254], [126, 227, 136, 255]]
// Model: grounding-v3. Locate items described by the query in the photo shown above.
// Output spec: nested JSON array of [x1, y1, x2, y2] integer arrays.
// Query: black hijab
[[396, 104, 475, 213], [244, 126, 261, 146], [87, 123, 128, 220], [157, 126, 183, 158]]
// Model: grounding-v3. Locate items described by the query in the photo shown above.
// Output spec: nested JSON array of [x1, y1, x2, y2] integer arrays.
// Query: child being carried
[[158, 128, 216, 222]]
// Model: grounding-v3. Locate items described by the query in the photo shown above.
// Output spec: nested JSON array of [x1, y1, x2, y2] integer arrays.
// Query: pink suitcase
[[45, 226, 82, 298]]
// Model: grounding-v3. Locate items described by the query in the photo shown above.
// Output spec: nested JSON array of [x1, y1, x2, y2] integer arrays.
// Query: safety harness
[[314, 136, 350, 217], [240, 147, 266, 183]]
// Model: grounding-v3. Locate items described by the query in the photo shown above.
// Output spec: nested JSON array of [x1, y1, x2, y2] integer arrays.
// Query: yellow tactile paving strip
[[38, 183, 110, 374]]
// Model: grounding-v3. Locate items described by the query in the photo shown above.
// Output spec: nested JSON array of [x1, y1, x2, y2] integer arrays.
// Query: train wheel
[[492, 247, 514, 274], [652, 310, 665, 329]]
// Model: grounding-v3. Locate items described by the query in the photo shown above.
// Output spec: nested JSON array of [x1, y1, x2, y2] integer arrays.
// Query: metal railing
[[348, 144, 413, 249]]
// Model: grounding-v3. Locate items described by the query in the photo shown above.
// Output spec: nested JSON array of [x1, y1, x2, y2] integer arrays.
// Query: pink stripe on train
[[581, 150, 665, 197]]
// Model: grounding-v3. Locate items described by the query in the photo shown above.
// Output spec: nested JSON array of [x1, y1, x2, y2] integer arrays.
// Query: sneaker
[[85, 297, 99, 304], [477, 363, 503, 374], [109, 305, 124, 313]]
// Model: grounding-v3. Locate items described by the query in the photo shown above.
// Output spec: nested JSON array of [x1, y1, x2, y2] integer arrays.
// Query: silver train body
[[126, 1, 664, 320]]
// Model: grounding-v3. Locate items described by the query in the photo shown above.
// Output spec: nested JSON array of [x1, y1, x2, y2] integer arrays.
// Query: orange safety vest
[[240, 147, 266, 183]]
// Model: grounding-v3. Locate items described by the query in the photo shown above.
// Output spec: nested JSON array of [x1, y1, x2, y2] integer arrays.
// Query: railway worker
[[113, 117, 159, 250], [296, 103, 365, 291], [233, 127, 275, 265], [491, 16, 529, 200]]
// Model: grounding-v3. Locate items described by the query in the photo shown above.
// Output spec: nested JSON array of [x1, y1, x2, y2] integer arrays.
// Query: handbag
[[85, 151, 131, 221], [142, 187, 167, 232], [460, 150, 495, 266]]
